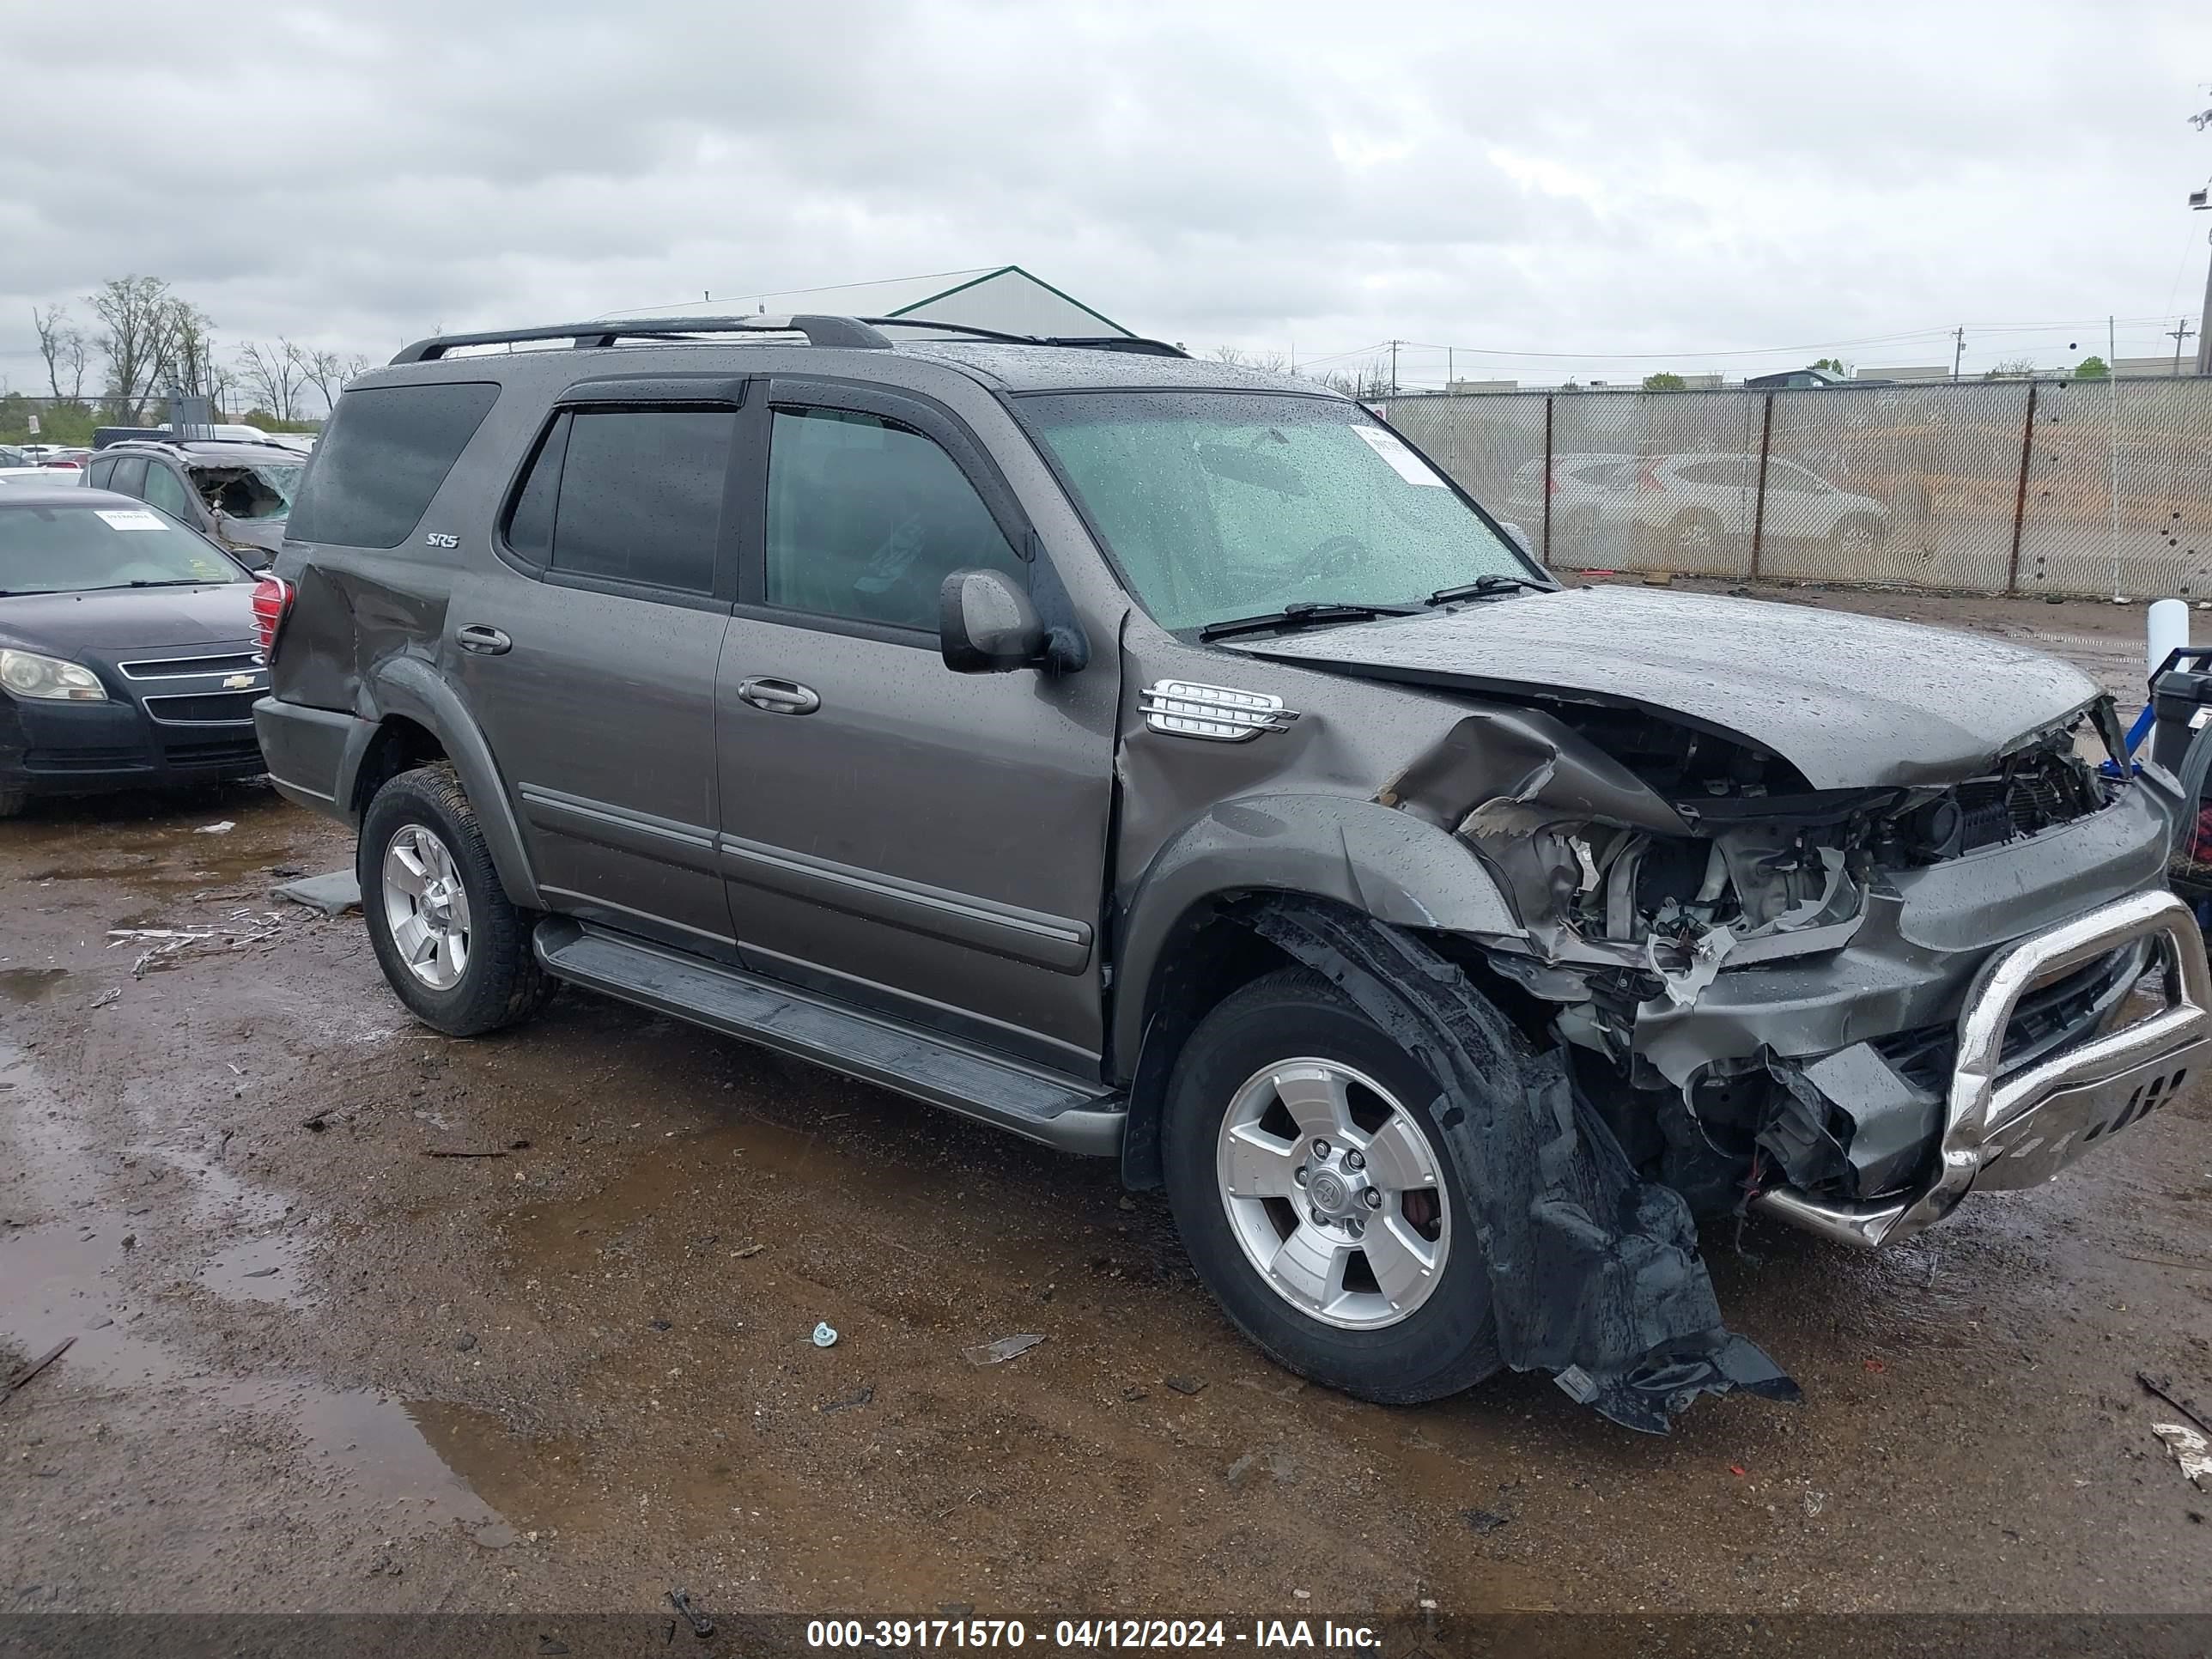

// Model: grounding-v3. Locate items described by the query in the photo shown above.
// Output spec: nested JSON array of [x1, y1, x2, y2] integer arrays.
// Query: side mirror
[[939, 568, 1048, 673]]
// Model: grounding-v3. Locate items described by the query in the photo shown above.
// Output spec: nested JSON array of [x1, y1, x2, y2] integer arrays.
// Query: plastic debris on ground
[[811, 1322, 838, 1348], [963, 1333, 1045, 1366], [193, 820, 235, 835], [1245, 898, 1801, 1435], [273, 870, 362, 918], [2154, 1423, 2212, 1490]]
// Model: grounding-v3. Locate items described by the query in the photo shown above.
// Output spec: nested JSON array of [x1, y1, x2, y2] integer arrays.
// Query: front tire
[[1162, 968, 1502, 1403], [359, 763, 552, 1036]]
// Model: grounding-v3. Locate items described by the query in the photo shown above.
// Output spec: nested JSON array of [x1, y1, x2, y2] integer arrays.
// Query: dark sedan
[[0, 486, 268, 816]]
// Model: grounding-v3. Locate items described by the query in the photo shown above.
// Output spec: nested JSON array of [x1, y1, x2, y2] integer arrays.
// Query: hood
[[0, 584, 258, 654], [1227, 586, 2104, 789]]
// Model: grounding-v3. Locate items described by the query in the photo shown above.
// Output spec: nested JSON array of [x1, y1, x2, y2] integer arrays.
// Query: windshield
[[1020, 392, 1539, 633], [190, 459, 303, 521], [0, 502, 250, 594]]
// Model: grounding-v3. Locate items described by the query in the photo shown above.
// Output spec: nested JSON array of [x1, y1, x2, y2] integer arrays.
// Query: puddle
[[0, 1039, 511, 1545], [0, 967, 68, 1003]]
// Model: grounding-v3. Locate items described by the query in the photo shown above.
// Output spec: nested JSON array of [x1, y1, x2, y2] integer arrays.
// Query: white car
[[1506, 452, 1635, 547], [1586, 451, 1891, 560]]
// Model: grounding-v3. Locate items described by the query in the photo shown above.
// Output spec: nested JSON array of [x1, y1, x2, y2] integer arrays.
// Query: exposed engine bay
[[1450, 696, 2142, 1218]]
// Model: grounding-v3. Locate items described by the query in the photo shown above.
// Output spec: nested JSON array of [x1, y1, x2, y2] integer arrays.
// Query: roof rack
[[391, 313, 1189, 365]]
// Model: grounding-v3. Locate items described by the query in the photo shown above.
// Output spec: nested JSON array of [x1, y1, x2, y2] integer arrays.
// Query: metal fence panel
[[1758, 380, 2029, 591], [1392, 377, 2212, 599], [2013, 376, 2212, 600]]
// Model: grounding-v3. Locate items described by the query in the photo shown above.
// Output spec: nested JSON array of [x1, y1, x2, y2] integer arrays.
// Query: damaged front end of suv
[[1263, 590, 2212, 1259]]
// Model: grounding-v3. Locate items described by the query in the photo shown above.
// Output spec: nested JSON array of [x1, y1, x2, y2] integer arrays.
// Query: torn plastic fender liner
[[1242, 898, 1800, 1433]]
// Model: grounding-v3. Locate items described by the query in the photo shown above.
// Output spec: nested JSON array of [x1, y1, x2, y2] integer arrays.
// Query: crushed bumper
[[1752, 888, 2212, 1249]]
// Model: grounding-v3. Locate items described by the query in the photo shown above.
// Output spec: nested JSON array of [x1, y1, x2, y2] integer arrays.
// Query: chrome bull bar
[[1752, 888, 2212, 1250]]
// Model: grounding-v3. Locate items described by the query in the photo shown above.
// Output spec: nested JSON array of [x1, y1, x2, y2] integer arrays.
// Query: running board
[[533, 919, 1126, 1156]]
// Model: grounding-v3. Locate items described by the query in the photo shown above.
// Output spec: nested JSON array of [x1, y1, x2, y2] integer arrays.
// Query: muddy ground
[[4, 582, 2212, 1629]]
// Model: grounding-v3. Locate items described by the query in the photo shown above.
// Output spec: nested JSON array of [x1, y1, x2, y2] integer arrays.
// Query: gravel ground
[[3, 584, 2211, 1628]]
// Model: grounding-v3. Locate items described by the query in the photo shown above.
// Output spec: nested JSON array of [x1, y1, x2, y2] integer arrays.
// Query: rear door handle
[[736, 677, 820, 715], [456, 624, 512, 655]]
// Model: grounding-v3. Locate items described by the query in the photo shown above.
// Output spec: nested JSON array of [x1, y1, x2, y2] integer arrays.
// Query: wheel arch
[[350, 655, 544, 909], [1113, 794, 1522, 1188]]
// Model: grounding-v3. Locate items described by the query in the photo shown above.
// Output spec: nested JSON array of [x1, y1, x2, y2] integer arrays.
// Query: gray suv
[[252, 315, 2210, 1431]]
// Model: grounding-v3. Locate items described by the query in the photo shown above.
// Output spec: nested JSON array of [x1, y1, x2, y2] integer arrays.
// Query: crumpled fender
[[1244, 897, 1801, 1433], [1112, 792, 1523, 1074], [356, 653, 544, 909]]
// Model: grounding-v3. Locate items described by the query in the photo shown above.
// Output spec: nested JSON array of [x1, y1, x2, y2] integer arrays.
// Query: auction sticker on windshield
[[1351, 424, 1445, 486], [94, 508, 167, 532]]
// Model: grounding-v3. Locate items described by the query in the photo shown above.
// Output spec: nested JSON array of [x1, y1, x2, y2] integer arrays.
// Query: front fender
[[1110, 792, 1522, 1076], [359, 653, 544, 910]]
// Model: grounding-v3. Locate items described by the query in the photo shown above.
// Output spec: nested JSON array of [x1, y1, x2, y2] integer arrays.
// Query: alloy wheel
[[1215, 1058, 1450, 1330], [381, 823, 472, 991]]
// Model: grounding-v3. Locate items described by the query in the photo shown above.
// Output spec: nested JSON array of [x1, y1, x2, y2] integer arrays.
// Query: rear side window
[[504, 408, 733, 595], [108, 457, 148, 497], [288, 381, 499, 548], [85, 458, 116, 489]]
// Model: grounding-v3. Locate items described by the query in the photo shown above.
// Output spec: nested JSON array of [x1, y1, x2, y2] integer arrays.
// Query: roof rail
[[392, 313, 896, 363], [388, 313, 1191, 366], [857, 317, 1188, 358]]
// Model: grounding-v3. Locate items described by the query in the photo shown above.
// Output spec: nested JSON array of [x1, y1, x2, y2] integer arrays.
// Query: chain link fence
[[1387, 377, 2212, 598]]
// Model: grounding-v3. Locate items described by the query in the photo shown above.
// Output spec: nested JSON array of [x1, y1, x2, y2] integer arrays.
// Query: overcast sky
[[3, 0, 2210, 403]]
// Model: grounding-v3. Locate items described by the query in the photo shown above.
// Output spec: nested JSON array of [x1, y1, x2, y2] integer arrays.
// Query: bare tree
[[87, 275, 181, 420], [295, 346, 370, 415], [32, 306, 89, 401], [235, 339, 307, 422], [164, 301, 220, 401]]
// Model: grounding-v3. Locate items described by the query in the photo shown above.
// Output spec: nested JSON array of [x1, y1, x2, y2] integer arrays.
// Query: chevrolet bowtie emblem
[[222, 673, 256, 690]]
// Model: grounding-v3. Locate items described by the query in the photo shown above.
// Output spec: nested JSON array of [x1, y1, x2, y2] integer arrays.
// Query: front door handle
[[736, 677, 820, 715], [456, 624, 512, 655]]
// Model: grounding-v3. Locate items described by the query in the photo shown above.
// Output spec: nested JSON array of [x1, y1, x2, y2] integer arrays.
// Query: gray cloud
[[3, 0, 2208, 399]]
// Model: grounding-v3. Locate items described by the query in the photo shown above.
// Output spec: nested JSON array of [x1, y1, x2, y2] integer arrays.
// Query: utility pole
[[2194, 187, 2212, 374], [1951, 326, 1966, 379], [1389, 339, 1400, 397], [2171, 317, 2198, 375]]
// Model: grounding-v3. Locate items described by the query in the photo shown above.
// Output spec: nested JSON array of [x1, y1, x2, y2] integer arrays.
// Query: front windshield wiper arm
[[125, 579, 219, 588], [1198, 599, 1421, 642], [1425, 573, 1555, 606]]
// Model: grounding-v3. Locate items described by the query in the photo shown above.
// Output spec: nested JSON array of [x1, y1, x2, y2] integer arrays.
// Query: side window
[[86, 458, 116, 489], [765, 407, 1020, 632], [526, 409, 734, 594], [288, 381, 500, 548], [141, 463, 196, 521], [108, 457, 148, 498]]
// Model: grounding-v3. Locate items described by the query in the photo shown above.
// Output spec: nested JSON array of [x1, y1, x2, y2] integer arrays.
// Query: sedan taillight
[[251, 575, 294, 659]]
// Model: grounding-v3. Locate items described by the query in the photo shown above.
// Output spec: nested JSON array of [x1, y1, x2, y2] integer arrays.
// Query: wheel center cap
[[1308, 1170, 1352, 1213]]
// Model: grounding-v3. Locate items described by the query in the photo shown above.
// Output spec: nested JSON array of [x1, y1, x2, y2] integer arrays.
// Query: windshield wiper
[[1425, 574, 1554, 606], [125, 578, 218, 588], [1198, 599, 1421, 642]]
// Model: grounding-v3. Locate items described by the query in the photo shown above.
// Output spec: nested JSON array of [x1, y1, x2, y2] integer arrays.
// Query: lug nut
[[1310, 1207, 1329, 1228], [1346, 1218, 1365, 1239], [1311, 1138, 1331, 1159], [1362, 1188, 1383, 1210], [1343, 1150, 1364, 1172], [1292, 1165, 1309, 1187]]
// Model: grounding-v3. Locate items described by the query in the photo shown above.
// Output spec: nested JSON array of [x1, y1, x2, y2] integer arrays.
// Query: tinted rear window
[[504, 408, 732, 594], [289, 382, 499, 548]]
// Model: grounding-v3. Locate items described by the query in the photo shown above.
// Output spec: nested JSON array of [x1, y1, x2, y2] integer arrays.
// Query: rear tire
[[1162, 967, 1503, 1404], [0, 787, 24, 820], [359, 763, 553, 1036]]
